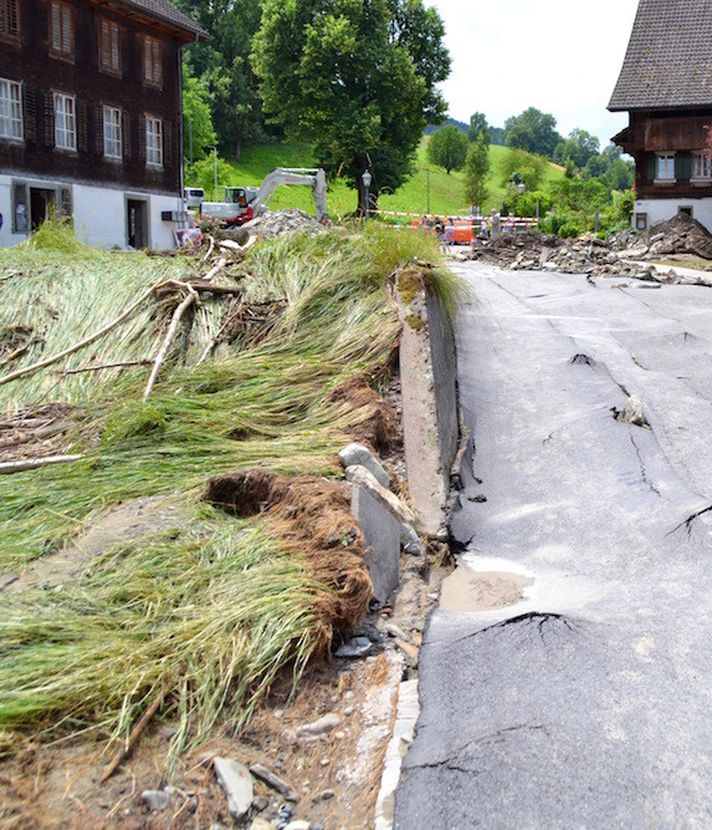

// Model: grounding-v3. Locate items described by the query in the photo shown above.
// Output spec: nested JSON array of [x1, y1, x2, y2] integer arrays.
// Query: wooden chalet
[[609, 0, 712, 233], [0, 0, 205, 249]]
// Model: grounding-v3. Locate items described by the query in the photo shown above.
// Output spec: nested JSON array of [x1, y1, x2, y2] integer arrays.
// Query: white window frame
[[54, 92, 76, 151], [656, 153, 676, 182], [103, 105, 121, 160], [145, 115, 162, 167], [692, 151, 712, 181], [0, 77, 22, 140]]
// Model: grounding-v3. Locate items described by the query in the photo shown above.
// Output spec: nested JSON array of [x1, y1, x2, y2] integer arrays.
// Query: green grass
[[0, 224, 457, 764], [187, 138, 565, 220]]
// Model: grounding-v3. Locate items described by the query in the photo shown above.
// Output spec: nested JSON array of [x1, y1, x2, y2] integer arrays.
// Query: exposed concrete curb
[[374, 679, 421, 830], [396, 272, 459, 539]]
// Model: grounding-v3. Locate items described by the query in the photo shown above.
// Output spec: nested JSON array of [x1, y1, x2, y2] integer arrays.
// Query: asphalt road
[[394, 262, 712, 829]]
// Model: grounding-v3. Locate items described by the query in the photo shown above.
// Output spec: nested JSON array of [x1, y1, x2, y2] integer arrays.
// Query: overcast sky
[[428, 0, 640, 147]]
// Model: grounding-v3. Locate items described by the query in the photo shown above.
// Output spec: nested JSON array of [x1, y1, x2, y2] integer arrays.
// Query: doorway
[[30, 188, 56, 230], [127, 199, 148, 249]]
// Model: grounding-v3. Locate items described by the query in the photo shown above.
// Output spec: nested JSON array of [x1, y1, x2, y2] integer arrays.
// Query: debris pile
[[461, 214, 712, 283], [243, 209, 328, 238]]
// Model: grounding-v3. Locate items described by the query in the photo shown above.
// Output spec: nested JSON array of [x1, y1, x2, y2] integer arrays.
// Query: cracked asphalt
[[394, 262, 712, 829]]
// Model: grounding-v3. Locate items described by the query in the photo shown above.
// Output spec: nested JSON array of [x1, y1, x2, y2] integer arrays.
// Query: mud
[[440, 565, 534, 613]]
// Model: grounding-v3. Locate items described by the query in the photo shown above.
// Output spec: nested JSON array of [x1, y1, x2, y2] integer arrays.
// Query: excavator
[[199, 168, 328, 227]]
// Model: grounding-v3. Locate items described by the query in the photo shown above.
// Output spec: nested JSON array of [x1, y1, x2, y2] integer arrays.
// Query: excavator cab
[[223, 187, 249, 207]]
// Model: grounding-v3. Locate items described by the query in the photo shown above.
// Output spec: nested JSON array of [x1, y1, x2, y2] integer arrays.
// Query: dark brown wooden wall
[[0, 0, 183, 194], [623, 111, 712, 200]]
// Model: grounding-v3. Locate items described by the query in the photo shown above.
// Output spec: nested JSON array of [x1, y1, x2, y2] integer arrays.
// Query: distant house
[[609, 0, 712, 233], [0, 0, 205, 250]]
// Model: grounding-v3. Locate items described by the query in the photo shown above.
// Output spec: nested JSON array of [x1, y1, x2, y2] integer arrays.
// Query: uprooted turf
[[0, 223, 458, 766]]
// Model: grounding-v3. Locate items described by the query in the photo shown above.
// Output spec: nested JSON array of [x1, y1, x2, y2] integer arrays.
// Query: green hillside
[[187, 138, 564, 220]]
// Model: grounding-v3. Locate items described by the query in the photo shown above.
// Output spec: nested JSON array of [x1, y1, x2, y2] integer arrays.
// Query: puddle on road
[[440, 565, 535, 613]]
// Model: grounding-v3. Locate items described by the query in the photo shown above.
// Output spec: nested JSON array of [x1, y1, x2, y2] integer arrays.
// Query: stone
[[249, 764, 293, 797], [252, 795, 270, 811], [339, 443, 390, 488], [400, 523, 422, 555], [284, 822, 311, 830], [619, 395, 648, 428], [351, 483, 401, 603], [213, 757, 254, 821], [316, 789, 335, 801], [141, 790, 170, 812], [249, 820, 274, 830], [344, 466, 417, 529], [385, 622, 409, 641], [335, 636, 373, 659], [295, 712, 341, 737]]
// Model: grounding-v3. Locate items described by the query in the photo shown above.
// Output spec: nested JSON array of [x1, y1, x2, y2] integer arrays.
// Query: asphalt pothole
[[440, 565, 535, 613]]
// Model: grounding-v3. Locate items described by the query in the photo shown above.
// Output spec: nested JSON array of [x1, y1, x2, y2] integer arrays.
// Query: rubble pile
[[460, 214, 712, 283], [243, 209, 328, 238]]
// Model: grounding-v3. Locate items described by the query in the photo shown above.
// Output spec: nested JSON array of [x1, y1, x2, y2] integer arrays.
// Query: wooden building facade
[[609, 0, 712, 233], [0, 0, 204, 249]]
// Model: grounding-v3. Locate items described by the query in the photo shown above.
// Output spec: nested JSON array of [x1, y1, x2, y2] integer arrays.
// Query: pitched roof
[[115, 0, 207, 38], [609, 0, 712, 111]]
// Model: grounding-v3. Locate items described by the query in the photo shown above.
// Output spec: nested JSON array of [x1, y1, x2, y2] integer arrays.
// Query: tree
[[174, 0, 269, 157], [500, 148, 547, 192], [252, 0, 450, 211], [553, 128, 600, 170], [468, 112, 490, 146], [427, 125, 468, 175], [504, 108, 562, 158], [182, 63, 216, 163], [464, 140, 490, 208]]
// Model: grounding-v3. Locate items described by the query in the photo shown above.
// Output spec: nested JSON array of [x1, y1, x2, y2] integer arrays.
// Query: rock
[[344, 705, 355, 716], [285, 822, 311, 830], [249, 764, 293, 798], [141, 790, 170, 812], [339, 443, 389, 487], [315, 789, 335, 801], [252, 795, 270, 811], [351, 483, 401, 603], [385, 622, 409, 640], [295, 712, 341, 737], [250, 820, 274, 830], [334, 636, 373, 659], [619, 395, 649, 428], [400, 523, 422, 555], [243, 209, 327, 239], [213, 757, 254, 821], [344, 465, 418, 529]]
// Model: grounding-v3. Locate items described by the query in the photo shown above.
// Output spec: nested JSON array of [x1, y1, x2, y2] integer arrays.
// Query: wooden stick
[[0, 340, 37, 368], [99, 686, 166, 784], [202, 257, 228, 283], [143, 286, 199, 401], [200, 235, 215, 264], [59, 359, 153, 376], [0, 454, 83, 474], [0, 282, 160, 388]]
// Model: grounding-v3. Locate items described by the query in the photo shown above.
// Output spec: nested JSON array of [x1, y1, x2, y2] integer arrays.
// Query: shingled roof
[[115, 0, 207, 38], [609, 0, 712, 111]]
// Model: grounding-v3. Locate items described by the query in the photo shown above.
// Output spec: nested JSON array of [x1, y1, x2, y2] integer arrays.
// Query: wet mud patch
[[440, 565, 534, 613]]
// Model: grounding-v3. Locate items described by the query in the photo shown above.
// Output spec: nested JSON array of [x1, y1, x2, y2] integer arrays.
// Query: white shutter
[[61, 5, 72, 54], [51, 2, 62, 52], [111, 25, 119, 71]]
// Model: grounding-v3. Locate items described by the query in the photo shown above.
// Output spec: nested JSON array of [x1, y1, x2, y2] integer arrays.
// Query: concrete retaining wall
[[397, 272, 459, 538]]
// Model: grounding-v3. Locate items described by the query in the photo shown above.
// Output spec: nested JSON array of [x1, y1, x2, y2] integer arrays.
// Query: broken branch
[[59, 359, 153, 376], [99, 686, 166, 784], [0, 282, 161, 388], [143, 285, 199, 401], [0, 454, 83, 475]]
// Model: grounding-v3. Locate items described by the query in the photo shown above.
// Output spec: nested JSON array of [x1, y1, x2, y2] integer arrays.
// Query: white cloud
[[428, 0, 640, 146]]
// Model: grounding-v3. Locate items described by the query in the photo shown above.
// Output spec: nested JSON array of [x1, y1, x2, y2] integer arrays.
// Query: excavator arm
[[250, 168, 328, 221]]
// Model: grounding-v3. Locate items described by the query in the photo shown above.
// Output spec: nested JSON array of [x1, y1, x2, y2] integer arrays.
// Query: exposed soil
[[0, 404, 77, 463], [440, 566, 534, 613]]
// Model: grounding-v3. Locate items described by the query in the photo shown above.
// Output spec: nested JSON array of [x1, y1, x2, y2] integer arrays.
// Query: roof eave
[[106, 0, 208, 40]]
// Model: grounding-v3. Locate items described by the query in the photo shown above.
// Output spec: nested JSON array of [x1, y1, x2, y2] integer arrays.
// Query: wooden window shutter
[[94, 104, 104, 155], [647, 155, 656, 181], [675, 152, 692, 181], [138, 114, 146, 162], [7, 0, 19, 36], [100, 19, 110, 67], [62, 5, 73, 55], [24, 88, 38, 143], [77, 100, 88, 152], [43, 92, 55, 146], [122, 111, 131, 159], [51, 2, 62, 51], [163, 122, 173, 168]]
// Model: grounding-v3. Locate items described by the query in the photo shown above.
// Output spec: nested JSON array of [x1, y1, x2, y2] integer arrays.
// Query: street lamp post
[[362, 169, 372, 219]]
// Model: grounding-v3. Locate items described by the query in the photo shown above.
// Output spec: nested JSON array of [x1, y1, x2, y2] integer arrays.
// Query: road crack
[[629, 433, 661, 497]]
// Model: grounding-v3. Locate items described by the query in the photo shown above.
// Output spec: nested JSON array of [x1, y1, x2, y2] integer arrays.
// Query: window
[[99, 18, 120, 74], [0, 0, 20, 38], [0, 78, 22, 140], [54, 93, 76, 150], [679, 206, 693, 219], [50, 0, 74, 59], [103, 106, 121, 159], [12, 181, 28, 232], [142, 35, 163, 87], [693, 152, 712, 180], [635, 213, 648, 231], [145, 116, 162, 166], [656, 154, 676, 181]]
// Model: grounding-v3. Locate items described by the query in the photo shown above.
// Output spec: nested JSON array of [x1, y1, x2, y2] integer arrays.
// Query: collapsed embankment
[[0, 219, 464, 829]]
